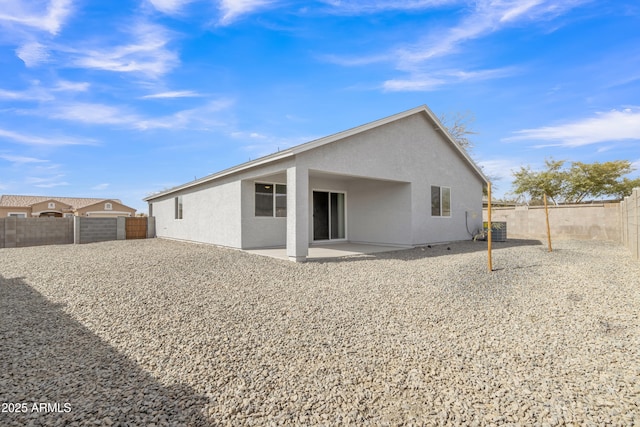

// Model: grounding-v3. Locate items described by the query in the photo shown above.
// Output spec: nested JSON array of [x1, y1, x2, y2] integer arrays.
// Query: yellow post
[[487, 181, 493, 272], [544, 193, 552, 252]]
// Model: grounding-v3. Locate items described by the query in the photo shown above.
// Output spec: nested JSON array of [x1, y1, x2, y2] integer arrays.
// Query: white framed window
[[63, 213, 74, 218], [175, 196, 183, 219], [105, 202, 113, 210], [255, 183, 286, 217], [431, 186, 451, 217], [48, 202, 56, 209], [8, 212, 27, 218]]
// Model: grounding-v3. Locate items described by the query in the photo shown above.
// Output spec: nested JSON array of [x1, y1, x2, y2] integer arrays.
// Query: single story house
[[144, 105, 489, 261], [0, 195, 137, 218]]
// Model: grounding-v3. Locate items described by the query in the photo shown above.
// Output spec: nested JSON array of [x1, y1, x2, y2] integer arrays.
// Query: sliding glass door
[[313, 191, 345, 241]]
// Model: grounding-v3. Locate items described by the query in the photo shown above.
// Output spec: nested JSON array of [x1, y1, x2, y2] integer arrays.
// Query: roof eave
[[144, 105, 489, 201], [144, 150, 295, 201], [418, 105, 489, 185]]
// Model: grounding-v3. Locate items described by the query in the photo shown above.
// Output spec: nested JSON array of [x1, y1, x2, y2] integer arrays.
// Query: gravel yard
[[1, 238, 639, 426]]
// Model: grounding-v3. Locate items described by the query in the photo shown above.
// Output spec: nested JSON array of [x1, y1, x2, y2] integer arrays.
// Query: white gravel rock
[[1, 238, 639, 426]]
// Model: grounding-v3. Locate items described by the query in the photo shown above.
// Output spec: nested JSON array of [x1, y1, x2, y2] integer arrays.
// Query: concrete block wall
[[0, 217, 74, 248], [75, 217, 118, 244], [483, 203, 622, 242], [621, 188, 639, 260], [0, 216, 150, 248]]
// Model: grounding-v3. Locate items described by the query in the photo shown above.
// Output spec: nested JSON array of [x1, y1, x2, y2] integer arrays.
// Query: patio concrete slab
[[245, 243, 412, 261]]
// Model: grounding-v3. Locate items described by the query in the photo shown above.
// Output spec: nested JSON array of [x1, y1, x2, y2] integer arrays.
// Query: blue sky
[[1, 0, 639, 213]]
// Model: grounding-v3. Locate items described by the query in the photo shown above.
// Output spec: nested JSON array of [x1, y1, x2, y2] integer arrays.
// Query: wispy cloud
[[383, 67, 517, 92], [477, 158, 523, 183], [21, 98, 235, 130], [141, 90, 202, 99], [69, 21, 179, 78], [0, 87, 52, 101], [16, 41, 50, 67], [505, 108, 640, 147], [325, 0, 587, 91], [136, 98, 234, 130], [0, 154, 49, 164], [148, 0, 194, 15], [0, 0, 73, 35], [53, 80, 89, 92], [382, 76, 445, 92], [218, 0, 274, 25], [42, 102, 142, 125], [319, 53, 390, 67], [0, 79, 89, 101], [396, 0, 586, 67], [26, 174, 69, 188], [148, 0, 274, 24], [0, 128, 95, 146], [319, 0, 458, 14]]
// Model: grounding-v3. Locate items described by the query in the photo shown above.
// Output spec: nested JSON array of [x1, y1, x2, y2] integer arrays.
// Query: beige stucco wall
[[0, 207, 30, 217], [1, 199, 136, 218], [77, 200, 136, 217], [31, 200, 73, 216]]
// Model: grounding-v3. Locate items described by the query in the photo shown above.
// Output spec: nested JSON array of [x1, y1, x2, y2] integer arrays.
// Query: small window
[[105, 202, 113, 210], [8, 213, 27, 218], [255, 183, 273, 216], [175, 196, 183, 219], [275, 184, 287, 217], [48, 202, 56, 209], [431, 186, 451, 217], [255, 183, 287, 217], [442, 187, 451, 216]]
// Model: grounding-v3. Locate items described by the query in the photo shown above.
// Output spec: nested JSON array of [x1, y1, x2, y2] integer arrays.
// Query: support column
[[116, 216, 126, 240], [73, 216, 81, 244], [287, 166, 309, 262]]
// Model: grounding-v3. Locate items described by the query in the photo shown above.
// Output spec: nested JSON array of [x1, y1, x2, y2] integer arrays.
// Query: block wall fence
[[620, 188, 640, 260], [483, 189, 640, 261], [0, 217, 155, 248]]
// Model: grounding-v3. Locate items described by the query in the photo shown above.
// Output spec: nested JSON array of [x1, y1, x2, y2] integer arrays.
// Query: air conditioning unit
[[483, 221, 507, 242]]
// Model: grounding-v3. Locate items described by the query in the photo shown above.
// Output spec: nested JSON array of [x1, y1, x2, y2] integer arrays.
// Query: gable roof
[[0, 195, 123, 209], [145, 105, 489, 201]]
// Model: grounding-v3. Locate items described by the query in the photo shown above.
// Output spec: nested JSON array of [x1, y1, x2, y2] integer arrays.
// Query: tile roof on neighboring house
[[0, 195, 123, 209]]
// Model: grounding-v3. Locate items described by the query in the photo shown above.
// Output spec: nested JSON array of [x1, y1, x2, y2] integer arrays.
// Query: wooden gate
[[125, 217, 148, 239]]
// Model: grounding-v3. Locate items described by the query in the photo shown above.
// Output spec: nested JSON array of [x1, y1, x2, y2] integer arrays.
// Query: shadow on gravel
[[312, 238, 543, 263], [0, 274, 210, 427]]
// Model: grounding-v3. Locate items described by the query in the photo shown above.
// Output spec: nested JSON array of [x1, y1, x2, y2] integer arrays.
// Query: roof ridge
[[144, 105, 488, 201], [0, 195, 124, 208]]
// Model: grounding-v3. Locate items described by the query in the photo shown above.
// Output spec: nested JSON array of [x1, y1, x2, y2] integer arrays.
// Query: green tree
[[512, 158, 566, 205], [610, 177, 640, 199], [512, 159, 639, 204], [565, 161, 638, 202]]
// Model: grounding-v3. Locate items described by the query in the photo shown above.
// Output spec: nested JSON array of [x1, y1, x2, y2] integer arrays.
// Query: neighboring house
[[145, 105, 489, 261], [0, 195, 136, 218]]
